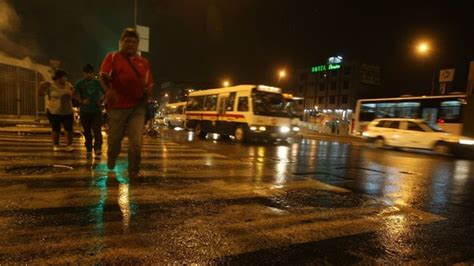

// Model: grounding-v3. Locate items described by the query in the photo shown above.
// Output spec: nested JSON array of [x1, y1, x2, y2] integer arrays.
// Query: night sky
[[4, 0, 474, 96]]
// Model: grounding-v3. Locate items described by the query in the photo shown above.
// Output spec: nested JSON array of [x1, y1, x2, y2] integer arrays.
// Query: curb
[[299, 131, 366, 144]]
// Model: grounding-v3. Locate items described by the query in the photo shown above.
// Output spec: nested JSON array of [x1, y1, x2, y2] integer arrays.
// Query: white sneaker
[[65, 145, 74, 152], [53, 145, 61, 151]]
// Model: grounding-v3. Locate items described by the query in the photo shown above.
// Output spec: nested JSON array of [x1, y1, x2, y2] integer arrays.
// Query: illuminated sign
[[328, 56, 343, 64], [257, 85, 282, 93], [311, 64, 341, 73]]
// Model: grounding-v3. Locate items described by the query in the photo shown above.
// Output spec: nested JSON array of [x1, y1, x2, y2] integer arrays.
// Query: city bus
[[352, 94, 468, 136], [164, 102, 186, 128], [186, 84, 300, 142]]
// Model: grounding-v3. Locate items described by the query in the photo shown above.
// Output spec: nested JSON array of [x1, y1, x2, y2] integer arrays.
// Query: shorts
[[47, 111, 74, 132]]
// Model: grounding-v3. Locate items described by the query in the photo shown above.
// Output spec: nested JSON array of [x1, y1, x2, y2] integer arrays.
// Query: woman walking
[[39, 69, 75, 152]]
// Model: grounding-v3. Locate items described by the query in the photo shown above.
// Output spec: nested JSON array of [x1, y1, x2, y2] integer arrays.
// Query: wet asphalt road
[[0, 128, 473, 264]]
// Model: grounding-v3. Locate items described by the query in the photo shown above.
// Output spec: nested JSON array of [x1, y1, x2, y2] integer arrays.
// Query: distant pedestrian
[[74, 64, 104, 156], [39, 69, 75, 152], [99, 28, 154, 179]]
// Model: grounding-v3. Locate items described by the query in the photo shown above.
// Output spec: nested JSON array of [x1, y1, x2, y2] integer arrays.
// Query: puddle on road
[[335, 167, 387, 174], [271, 189, 365, 209]]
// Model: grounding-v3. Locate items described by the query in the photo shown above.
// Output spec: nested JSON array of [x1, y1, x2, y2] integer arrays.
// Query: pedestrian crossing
[[0, 132, 445, 264]]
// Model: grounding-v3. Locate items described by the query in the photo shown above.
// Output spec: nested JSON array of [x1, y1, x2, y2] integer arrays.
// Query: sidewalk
[[299, 128, 366, 144]]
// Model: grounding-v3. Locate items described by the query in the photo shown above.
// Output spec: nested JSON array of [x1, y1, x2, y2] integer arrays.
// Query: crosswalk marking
[[0, 132, 445, 263]]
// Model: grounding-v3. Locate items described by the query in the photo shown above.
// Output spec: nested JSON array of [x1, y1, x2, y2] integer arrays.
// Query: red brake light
[[437, 118, 445, 124]]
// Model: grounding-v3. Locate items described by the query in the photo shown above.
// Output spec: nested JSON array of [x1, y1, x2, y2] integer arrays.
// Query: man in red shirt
[[100, 28, 154, 179]]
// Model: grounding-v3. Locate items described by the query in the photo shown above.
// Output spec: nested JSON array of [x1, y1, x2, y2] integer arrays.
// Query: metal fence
[[0, 62, 46, 120]]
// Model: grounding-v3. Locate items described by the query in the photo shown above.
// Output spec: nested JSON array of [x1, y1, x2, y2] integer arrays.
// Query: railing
[[0, 63, 45, 120]]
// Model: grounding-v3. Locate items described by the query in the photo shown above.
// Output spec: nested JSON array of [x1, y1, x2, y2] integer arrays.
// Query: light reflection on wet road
[[0, 129, 472, 264]]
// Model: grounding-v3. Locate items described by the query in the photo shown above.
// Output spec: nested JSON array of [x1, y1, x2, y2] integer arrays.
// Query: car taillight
[[437, 118, 445, 124]]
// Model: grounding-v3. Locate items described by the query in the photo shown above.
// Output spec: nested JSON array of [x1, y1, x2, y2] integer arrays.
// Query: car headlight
[[459, 139, 474, 145], [292, 126, 300, 132], [258, 126, 266, 131], [362, 131, 370, 137], [280, 126, 290, 133], [250, 126, 257, 131]]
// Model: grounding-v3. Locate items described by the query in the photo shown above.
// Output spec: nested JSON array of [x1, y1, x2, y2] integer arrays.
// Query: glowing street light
[[279, 69, 286, 79], [416, 41, 431, 56], [222, 80, 230, 87], [277, 69, 287, 85]]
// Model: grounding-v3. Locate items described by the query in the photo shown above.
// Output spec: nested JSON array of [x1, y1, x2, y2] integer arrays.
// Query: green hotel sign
[[311, 63, 341, 73]]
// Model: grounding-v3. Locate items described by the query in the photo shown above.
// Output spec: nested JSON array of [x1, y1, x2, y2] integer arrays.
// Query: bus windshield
[[252, 89, 289, 117]]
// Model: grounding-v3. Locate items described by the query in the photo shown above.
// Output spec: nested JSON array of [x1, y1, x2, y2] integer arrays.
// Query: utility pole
[[134, 0, 138, 27]]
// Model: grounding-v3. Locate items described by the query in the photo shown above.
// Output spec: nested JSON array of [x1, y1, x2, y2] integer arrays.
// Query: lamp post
[[415, 41, 436, 95], [222, 80, 230, 87]]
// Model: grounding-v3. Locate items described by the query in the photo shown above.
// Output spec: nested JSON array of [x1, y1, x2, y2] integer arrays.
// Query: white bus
[[164, 102, 186, 128], [186, 84, 300, 142], [352, 94, 467, 136]]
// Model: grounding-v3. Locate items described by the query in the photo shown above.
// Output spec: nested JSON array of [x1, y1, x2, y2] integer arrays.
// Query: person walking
[[99, 28, 154, 178], [74, 64, 104, 156], [39, 69, 75, 152]]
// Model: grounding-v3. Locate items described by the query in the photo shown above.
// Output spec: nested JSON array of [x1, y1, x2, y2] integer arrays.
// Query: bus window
[[238, 97, 249, 112], [226, 92, 236, 111], [360, 102, 420, 120], [440, 100, 461, 122], [422, 108, 438, 124], [187, 96, 204, 111], [204, 95, 218, 111], [176, 106, 184, 114], [359, 111, 376, 122]]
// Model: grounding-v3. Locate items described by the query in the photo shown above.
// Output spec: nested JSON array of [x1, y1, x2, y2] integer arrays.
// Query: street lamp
[[279, 69, 286, 79], [277, 69, 287, 85], [416, 41, 431, 56], [414, 40, 436, 95], [222, 80, 230, 87]]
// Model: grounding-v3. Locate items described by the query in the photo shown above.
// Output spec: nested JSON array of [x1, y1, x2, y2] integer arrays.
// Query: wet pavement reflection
[[0, 130, 472, 264]]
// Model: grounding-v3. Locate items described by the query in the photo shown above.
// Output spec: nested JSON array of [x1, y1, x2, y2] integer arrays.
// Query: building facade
[[295, 58, 382, 112], [293, 57, 382, 134]]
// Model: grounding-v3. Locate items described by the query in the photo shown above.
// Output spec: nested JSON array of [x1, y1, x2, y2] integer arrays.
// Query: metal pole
[[134, 0, 137, 27], [16, 67, 20, 118], [430, 68, 436, 96], [35, 71, 39, 120]]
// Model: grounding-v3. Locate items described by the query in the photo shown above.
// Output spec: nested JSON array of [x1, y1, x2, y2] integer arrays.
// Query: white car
[[363, 118, 474, 155]]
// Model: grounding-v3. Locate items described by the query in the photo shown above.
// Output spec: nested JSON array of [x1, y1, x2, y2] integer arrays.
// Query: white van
[[164, 102, 186, 128]]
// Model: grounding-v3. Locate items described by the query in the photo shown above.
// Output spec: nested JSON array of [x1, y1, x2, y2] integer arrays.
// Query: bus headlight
[[280, 126, 290, 133], [258, 126, 266, 131], [459, 138, 474, 145], [292, 126, 300, 132]]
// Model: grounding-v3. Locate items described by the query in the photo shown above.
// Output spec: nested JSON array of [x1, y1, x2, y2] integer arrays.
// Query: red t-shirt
[[100, 52, 154, 109]]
